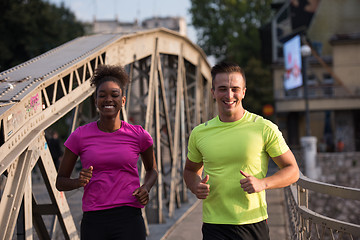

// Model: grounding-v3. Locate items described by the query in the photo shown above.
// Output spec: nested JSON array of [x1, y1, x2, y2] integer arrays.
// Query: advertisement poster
[[283, 35, 303, 90]]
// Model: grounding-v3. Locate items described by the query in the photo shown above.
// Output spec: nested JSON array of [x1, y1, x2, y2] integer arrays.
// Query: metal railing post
[[297, 185, 309, 239]]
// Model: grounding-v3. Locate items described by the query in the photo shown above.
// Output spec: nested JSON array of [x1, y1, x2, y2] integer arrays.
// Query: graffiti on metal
[[26, 93, 40, 112]]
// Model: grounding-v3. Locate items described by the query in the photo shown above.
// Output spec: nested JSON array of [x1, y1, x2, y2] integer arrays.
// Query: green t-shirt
[[187, 111, 289, 225]]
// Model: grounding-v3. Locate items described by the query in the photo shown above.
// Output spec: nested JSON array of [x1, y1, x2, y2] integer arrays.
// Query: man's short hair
[[211, 62, 246, 89]]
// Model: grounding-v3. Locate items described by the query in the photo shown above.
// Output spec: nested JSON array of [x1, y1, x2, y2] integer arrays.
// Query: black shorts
[[80, 206, 146, 240], [202, 220, 270, 240]]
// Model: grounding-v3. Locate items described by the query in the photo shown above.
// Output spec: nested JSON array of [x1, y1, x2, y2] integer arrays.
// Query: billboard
[[283, 35, 302, 90]]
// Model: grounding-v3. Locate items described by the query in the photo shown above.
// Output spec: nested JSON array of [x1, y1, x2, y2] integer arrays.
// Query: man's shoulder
[[192, 117, 218, 131], [245, 111, 278, 129]]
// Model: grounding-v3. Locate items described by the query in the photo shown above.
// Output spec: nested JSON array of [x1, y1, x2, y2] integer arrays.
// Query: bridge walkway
[[160, 188, 289, 240]]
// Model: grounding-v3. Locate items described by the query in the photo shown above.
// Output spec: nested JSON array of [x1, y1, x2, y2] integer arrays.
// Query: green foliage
[[0, 0, 85, 72], [243, 58, 273, 115], [189, 0, 274, 114]]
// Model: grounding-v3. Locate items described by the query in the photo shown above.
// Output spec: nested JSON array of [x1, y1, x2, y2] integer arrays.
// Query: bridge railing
[[285, 172, 360, 240]]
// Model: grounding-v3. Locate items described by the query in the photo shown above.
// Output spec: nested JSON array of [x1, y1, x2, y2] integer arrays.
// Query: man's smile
[[223, 101, 237, 105]]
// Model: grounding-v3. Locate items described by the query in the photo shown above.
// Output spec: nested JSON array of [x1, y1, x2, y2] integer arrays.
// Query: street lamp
[[300, 44, 317, 179], [301, 44, 311, 136]]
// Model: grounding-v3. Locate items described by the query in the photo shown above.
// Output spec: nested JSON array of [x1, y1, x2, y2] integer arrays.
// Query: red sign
[[262, 104, 274, 116]]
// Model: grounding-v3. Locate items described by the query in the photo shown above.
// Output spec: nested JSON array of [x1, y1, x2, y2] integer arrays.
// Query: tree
[[0, 0, 85, 72], [189, 0, 274, 114], [243, 57, 273, 118]]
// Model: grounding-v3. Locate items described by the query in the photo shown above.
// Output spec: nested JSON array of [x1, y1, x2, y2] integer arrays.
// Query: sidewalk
[[267, 188, 289, 239], [161, 188, 289, 240]]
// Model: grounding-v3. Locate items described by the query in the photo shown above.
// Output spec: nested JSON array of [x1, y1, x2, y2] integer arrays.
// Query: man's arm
[[183, 158, 210, 199], [240, 149, 299, 194]]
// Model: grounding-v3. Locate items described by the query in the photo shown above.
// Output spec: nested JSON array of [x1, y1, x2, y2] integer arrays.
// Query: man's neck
[[218, 109, 246, 122]]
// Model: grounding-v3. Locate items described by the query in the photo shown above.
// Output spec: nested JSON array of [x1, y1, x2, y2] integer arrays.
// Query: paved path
[[267, 188, 290, 240], [161, 188, 289, 240]]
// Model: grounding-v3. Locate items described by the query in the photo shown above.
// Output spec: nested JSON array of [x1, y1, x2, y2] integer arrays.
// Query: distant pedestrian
[[47, 130, 63, 170]]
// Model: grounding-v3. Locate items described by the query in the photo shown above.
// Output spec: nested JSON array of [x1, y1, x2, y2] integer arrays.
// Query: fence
[[285, 172, 360, 240]]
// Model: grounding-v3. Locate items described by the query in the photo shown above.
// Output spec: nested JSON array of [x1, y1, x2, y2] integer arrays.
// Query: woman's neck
[[97, 117, 122, 133]]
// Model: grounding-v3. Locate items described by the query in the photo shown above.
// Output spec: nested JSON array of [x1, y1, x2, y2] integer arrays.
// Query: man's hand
[[194, 175, 210, 199], [133, 186, 149, 205], [78, 166, 93, 188], [240, 170, 266, 194]]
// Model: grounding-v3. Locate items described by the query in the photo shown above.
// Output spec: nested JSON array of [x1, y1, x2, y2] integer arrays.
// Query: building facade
[[89, 16, 187, 36], [267, 0, 360, 152]]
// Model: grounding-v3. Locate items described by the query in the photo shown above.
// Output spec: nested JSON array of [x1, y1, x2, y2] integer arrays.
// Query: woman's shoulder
[[71, 121, 97, 135], [122, 121, 147, 134], [77, 121, 97, 130], [121, 121, 152, 144]]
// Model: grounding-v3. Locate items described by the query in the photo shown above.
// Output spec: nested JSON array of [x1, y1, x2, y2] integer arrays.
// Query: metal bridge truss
[[0, 28, 214, 239], [285, 173, 360, 240]]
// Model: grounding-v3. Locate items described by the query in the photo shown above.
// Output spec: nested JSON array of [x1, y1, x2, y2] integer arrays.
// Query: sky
[[48, 0, 198, 43]]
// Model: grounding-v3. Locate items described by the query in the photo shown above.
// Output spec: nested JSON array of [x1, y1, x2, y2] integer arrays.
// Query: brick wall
[[308, 152, 360, 225]]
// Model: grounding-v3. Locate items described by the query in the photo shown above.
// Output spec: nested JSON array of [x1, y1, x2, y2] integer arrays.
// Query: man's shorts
[[202, 220, 270, 240]]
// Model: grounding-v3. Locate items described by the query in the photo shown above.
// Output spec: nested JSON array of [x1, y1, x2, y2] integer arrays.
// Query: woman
[[56, 64, 158, 240]]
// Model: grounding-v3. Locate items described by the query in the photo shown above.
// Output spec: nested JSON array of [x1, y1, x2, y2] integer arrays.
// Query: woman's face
[[95, 81, 126, 118]]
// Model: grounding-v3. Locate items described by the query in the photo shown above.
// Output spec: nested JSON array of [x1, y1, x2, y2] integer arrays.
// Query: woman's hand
[[136, 145, 158, 205], [133, 186, 149, 205], [78, 166, 93, 187]]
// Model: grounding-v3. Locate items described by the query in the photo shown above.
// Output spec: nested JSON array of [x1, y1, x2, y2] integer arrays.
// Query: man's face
[[211, 72, 246, 121]]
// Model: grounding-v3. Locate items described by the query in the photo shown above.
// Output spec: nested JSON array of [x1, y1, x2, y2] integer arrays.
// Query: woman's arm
[[56, 147, 93, 191], [133, 145, 158, 205]]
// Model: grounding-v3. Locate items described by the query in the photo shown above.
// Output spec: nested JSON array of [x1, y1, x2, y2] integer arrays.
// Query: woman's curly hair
[[90, 65, 129, 96]]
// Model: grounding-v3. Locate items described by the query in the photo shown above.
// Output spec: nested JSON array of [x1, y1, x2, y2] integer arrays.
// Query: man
[[184, 62, 299, 240]]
